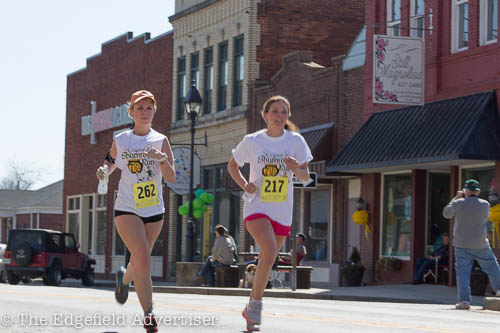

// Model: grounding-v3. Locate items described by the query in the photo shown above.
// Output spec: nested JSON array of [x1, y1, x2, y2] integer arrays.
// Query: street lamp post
[[184, 81, 203, 262]]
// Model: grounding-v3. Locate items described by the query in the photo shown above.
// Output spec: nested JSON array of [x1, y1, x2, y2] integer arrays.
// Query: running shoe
[[144, 313, 158, 333], [242, 299, 262, 331], [115, 266, 129, 304], [144, 304, 158, 333]]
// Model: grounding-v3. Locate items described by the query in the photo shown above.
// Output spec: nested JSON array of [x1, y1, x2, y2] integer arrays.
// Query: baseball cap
[[464, 179, 481, 192], [130, 90, 156, 105], [296, 233, 306, 241]]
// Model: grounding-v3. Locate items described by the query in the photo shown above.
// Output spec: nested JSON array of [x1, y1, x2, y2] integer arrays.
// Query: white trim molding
[[451, 0, 470, 53], [480, 0, 498, 45], [387, 0, 402, 36]]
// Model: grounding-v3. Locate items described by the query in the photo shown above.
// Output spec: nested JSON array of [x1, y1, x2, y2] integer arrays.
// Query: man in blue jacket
[[443, 179, 500, 310]]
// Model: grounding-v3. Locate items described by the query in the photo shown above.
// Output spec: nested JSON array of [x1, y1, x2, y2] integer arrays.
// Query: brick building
[[0, 180, 63, 244], [328, 0, 500, 285], [167, 0, 364, 285], [64, 31, 173, 280]]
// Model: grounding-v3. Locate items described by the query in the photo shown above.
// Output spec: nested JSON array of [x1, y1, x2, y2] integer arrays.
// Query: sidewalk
[[37, 279, 500, 310]]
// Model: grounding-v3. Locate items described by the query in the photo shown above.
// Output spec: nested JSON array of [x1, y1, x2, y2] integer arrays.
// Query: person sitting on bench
[[412, 233, 449, 284], [196, 224, 236, 286], [278, 233, 307, 265]]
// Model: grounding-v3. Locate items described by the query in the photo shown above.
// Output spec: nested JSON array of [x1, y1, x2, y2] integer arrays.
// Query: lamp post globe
[[184, 81, 202, 262]]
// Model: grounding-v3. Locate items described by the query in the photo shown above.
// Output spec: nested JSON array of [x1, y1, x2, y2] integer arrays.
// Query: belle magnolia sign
[[373, 35, 424, 105]]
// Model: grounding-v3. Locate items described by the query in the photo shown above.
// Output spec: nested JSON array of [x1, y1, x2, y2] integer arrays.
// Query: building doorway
[[427, 173, 450, 251]]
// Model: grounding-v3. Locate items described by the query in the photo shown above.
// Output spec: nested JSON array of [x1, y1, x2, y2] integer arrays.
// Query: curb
[[483, 297, 500, 311], [143, 286, 448, 304]]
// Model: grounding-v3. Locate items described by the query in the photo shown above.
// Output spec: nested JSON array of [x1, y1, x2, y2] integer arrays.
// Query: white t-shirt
[[114, 128, 166, 217], [232, 129, 313, 226]]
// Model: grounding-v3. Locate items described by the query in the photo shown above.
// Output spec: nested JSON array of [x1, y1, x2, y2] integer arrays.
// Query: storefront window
[[382, 174, 412, 258], [305, 190, 329, 262]]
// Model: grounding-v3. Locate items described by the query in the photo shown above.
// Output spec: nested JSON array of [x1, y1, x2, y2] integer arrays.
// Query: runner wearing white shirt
[[96, 90, 175, 333], [228, 95, 312, 331]]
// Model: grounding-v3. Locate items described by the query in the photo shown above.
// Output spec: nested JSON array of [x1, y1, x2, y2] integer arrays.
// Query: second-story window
[[452, 0, 469, 52], [218, 42, 228, 112], [233, 35, 244, 107], [387, 0, 401, 36], [203, 47, 213, 115], [480, 0, 498, 45], [190, 52, 199, 88], [177, 57, 186, 121], [410, 0, 425, 38]]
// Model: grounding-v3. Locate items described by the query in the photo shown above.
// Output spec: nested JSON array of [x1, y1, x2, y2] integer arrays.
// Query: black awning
[[326, 91, 500, 173], [300, 122, 334, 162]]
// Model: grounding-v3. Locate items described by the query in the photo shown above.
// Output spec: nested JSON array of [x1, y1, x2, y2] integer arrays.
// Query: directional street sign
[[293, 172, 317, 188]]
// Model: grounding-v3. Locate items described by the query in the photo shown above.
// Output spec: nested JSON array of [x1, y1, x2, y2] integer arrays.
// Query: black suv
[[3, 229, 95, 286]]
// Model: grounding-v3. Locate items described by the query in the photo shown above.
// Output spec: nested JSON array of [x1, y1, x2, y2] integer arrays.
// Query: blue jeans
[[414, 257, 436, 281], [198, 257, 227, 286], [455, 246, 500, 303]]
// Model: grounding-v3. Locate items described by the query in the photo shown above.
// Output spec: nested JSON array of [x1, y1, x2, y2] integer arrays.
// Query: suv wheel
[[13, 244, 33, 266], [0, 270, 5, 283], [7, 270, 20, 285], [82, 266, 94, 286], [44, 263, 62, 286]]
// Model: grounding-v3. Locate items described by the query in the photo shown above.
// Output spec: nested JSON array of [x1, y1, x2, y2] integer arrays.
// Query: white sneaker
[[456, 301, 470, 310], [495, 290, 500, 297]]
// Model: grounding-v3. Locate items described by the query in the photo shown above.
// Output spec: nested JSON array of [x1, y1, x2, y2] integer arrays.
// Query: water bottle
[[97, 165, 109, 194], [242, 191, 256, 203], [250, 245, 254, 254]]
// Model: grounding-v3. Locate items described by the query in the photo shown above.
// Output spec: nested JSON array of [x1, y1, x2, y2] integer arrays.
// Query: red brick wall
[[39, 213, 63, 231], [257, 0, 365, 80], [365, 0, 500, 119], [64, 32, 173, 278], [16, 214, 31, 229]]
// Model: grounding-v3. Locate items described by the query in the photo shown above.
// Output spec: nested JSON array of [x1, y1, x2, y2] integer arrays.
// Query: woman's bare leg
[[115, 215, 155, 313], [245, 218, 287, 300], [122, 220, 163, 287]]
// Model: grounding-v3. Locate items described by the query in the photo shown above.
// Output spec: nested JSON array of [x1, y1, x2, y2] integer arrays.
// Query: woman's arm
[[96, 141, 118, 180], [227, 157, 256, 193], [284, 157, 310, 182], [159, 138, 175, 183], [146, 138, 175, 183]]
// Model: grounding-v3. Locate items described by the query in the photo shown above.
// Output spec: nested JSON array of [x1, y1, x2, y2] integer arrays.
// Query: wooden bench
[[272, 265, 313, 289], [176, 262, 205, 286], [215, 265, 240, 287]]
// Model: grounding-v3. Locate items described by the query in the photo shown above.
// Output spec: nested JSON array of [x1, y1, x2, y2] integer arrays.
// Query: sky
[[0, 0, 175, 190]]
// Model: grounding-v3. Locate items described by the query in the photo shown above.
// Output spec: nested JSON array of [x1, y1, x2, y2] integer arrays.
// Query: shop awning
[[300, 122, 334, 166], [326, 91, 500, 173]]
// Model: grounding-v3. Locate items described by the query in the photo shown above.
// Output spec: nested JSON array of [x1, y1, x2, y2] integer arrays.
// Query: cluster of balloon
[[177, 189, 214, 219]]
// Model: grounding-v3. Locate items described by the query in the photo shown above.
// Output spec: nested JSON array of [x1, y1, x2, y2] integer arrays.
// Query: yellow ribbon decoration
[[489, 204, 500, 248], [352, 209, 371, 240]]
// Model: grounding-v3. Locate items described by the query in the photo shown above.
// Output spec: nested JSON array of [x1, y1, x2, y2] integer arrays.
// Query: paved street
[[1, 283, 500, 332]]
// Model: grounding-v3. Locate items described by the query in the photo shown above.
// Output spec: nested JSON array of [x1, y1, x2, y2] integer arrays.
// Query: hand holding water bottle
[[242, 180, 260, 203], [96, 165, 109, 194]]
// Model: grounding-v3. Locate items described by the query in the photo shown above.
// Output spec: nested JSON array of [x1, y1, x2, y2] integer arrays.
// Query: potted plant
[[470, 260, 489, 296], [342, 247, 365, 286]]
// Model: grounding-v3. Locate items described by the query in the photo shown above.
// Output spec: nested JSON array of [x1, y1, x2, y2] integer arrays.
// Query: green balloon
[[193, 209, 203, 219], [200, 192, 210, 203], [205, 193, 214, 204], [195, 189, 205, 198], [193, 198, 206, 211], [178, 205, 188, 216]]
